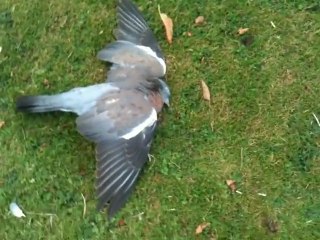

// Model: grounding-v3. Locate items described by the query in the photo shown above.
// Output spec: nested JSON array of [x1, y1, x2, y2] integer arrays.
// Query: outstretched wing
[[97, 0, 166, 80], [97, 40, 166, 78], [116, 0, 164, 59], [76, 89, 158, 218], [95, 123, 156, 217]]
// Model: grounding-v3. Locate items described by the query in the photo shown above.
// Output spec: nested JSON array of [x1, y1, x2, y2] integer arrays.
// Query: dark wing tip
[[94, 123, 157, 219], [115, 0, 164, 59], [107, 184, 136, 219], [116, 0, 148, 40], [94, 139, 143, 219], [96, 168, 140, 219]]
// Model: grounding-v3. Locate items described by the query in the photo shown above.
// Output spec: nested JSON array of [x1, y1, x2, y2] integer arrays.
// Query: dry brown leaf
[[201, 80, 211, 101], [39, 143, 48, 153], [43, 79, 50, 88], [195, 16, 205, 25], [158, 5, 173, 44], [118, 219, 126, 227], [226, 179, 236, 192], [263, 217, 279, 233], [266, 218, 279, 233], [0, 121, 5, 129], [238, 27, 249, 35], [195, 222, 210, 234]]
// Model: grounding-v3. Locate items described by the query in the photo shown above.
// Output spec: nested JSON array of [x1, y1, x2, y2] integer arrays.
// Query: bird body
[[16, 0, 170, 218]]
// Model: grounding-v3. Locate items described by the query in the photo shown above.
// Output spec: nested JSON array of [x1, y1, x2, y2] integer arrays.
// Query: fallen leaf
[[158, 5, 173, 44], [118, 219, 126, 227], [263, 217, 279, 233], [201, 80, 211, 101], [238, 27, 249, 35], [38, 143, 48, 153], [195, 222, 210, 234], [195, 16, 205, 25], [226, 179, 236, 192], [43, 79, 50, 87], [0, 121, 4, 129], [9, 202, 25, 218], [267, 219, 279, 233], [152, 199, 161, 210], [59, 16, 68, 28]]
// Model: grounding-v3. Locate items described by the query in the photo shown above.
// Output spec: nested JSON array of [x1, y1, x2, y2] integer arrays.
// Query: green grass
[[1, 0, 320, 239]]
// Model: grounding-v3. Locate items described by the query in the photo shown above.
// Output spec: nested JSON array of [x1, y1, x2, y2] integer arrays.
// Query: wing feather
[[76, 89, 158, 218], [94, 122, 157, 218], [116, 0, 164, 59]]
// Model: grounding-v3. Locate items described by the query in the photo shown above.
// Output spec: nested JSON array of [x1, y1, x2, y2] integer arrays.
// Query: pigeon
[[16, 0, 170, 219]]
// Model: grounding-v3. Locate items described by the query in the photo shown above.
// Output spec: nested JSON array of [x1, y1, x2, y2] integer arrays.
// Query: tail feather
[[16, 95, 64, 113], [16, 84, 116, 115]]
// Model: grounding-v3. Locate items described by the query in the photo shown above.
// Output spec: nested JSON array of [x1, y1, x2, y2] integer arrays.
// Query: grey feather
[[76, 88, 156, 143], [16, 84, 118, 115], [116, 0, 163, 59], [97, 40, 165, 78], [95, 122, 157, 218]]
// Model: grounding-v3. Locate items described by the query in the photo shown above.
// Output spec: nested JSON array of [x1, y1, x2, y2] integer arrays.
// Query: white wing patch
[[137, 45, 166, 75], [121, 108, 157, 140]]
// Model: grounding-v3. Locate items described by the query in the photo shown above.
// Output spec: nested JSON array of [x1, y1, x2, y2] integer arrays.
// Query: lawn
[[1, 0, 320, 239]]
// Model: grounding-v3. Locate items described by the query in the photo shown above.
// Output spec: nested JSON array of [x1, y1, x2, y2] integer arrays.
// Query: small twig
[[67, 51, 73, 59], [148, 154, 156, 170], [167, 208, 176, 211], [210, 121, 215, 132], [81, 193, 86, 218], [148, 154, 155, 162], [26, 212, 57, 217], [240, 147, 244, 170], [257, 193, 267, 197], [270, 21, 276, 28], [131, 212, 144, 221], [170, 161, 180, 169], [49, 215, 53, 228], [312, 113, 320, 127]]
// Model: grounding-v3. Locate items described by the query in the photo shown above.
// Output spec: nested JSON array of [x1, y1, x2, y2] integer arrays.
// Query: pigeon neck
[[147, 92, 164, 113]]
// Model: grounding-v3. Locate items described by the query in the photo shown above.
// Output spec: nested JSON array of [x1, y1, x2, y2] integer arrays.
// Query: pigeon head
[[137, 77, 170, 107]]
